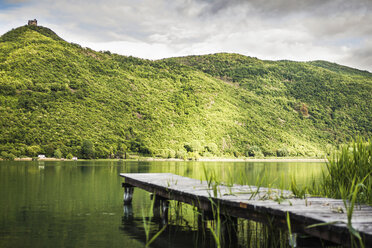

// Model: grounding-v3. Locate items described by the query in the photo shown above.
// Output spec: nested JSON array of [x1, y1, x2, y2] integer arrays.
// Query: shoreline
[[141, 157, 327, 162], [8, 157, 328, 163], [195, 157, 327, 162]]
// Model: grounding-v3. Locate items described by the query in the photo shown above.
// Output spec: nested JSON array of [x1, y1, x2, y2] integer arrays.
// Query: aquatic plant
[[322, 137, 372, 204], [202, 165, 220, 198], [208, 199, 222, 248], [340, 178, 366, 248], [286, 212, 296, 247], [306, 137, 371, 247], [290, 176, 308, 199]]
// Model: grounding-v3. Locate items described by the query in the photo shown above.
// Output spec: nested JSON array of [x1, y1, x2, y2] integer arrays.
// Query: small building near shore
[[38, 154, 46, 159]]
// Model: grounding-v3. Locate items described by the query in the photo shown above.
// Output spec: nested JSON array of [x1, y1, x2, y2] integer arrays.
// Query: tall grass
[[304, 137, 371, 247], [340, 178, 366, 248], [321, 137, 372, 204]]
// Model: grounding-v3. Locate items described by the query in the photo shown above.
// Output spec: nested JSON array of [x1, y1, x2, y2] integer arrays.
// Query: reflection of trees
[[137, 161, 325, 190], [0, 160, 325, 247]]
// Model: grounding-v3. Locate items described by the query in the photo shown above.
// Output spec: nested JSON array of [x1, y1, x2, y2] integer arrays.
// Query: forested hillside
[[166, 54, 371, 144], [0, 25, 371, 159]]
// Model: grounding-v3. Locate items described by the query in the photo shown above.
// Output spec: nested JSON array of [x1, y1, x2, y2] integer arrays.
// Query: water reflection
[[120, 205, 217, 248], [0, 160, 326, 248], [120, 198, 299, 248]]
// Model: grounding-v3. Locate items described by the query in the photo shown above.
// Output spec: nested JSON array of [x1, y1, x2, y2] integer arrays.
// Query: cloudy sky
[[1, 0, 371, 71]]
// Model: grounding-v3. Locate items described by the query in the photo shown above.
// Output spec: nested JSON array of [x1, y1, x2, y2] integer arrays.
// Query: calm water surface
[[0, 160, 325, 247]]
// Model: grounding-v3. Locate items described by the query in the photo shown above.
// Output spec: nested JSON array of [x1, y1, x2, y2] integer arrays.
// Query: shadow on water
[[120, 189, 342, 248], [121, 201, 342, 248], [120, 198, 296, 248], [121, 203, 216, 248]]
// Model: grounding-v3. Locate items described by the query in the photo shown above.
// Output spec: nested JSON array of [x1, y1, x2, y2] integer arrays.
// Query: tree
[[26, 145, 41, 157], [54, 149, 62, 159], [116, 143, 128, 159], [276, 147, 289, 157], [1, 151, 15, 160], [205, 143, 218, 155], [246, 146, 262, 157], [81, 140, 95, 159]]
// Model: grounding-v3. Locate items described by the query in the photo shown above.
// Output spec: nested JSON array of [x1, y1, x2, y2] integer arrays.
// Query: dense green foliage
[[0, 26, 371, 159], [167, 54, 371, 143]]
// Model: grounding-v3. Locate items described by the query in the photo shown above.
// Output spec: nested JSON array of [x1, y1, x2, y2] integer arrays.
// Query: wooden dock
[[120, 173, 372, 247]]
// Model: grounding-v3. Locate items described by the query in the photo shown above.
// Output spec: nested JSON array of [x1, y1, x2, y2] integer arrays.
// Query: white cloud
[[81, 40, 176, 60], [0, 0, 371, 72]]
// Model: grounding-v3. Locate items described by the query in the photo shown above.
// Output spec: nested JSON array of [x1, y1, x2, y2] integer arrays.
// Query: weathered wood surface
[[120, 173, 372, 246]]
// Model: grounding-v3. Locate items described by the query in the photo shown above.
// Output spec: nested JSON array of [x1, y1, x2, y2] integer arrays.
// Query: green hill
[[0, 25, 371, 159]]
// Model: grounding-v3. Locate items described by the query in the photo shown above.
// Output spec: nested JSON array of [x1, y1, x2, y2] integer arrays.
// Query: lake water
[[0, 160, 326, 248]]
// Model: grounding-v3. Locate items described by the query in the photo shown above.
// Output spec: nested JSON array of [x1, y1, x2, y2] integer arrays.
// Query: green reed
[[306, 137, 371, 247], [340, 178, 366, 248], [196, 141, 372, 247], [322, 136, 372, 204]]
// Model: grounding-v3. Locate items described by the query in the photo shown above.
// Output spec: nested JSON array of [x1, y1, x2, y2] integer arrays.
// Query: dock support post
[[123, 204, 133, 221], [195, 209, 213, 246], [150, 194, 169, 226], [161, 199, 169, 226], [197, 209, 213, 231], [150, 194, 162, 219], [290, 233, 337, 248], [288, 233, 297, 247], [122, 183, 134, 205], [220, 215, 238, 247]]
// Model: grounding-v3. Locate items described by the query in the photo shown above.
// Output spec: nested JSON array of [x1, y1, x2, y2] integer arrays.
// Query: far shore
[[6, 157, 328, 163], [142, 157, 327, 162]]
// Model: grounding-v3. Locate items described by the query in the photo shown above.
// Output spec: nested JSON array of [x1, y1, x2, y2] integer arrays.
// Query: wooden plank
[[120, 173, 372, 246]]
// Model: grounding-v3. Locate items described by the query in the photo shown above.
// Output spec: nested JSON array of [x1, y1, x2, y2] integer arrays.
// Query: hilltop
[[0, 25, 371, 159]]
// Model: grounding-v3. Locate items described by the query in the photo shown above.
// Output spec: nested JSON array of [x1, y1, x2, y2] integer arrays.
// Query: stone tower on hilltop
[[28, 19, 37, 26]]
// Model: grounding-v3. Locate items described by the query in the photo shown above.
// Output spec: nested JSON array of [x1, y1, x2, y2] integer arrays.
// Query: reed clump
[[322, 136, 372, 205]]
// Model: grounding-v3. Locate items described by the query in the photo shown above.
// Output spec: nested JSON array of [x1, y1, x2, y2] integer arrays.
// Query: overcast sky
[[1, 0, 371, 72]]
